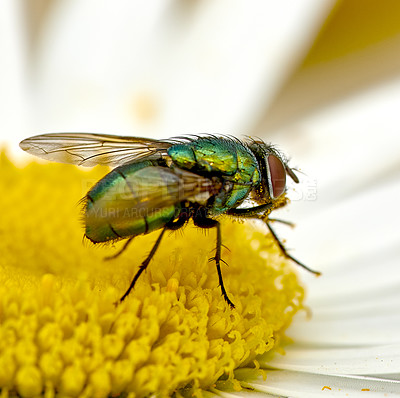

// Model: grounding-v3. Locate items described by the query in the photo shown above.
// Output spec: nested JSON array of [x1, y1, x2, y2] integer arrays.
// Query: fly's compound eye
[[267, 154, 286, 199]]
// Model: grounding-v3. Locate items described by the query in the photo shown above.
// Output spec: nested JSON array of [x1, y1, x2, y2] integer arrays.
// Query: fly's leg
[[116, 210, 189, 303], [266, 221, 321, 276], [213, 221, 235, 309], [104, 237, 134, 261], [227, 206, 320, 276], [119, 227, 167, 303], [166, 207, 190, 230], [193, 212, 235, 309], [267, 218, 295, 228]]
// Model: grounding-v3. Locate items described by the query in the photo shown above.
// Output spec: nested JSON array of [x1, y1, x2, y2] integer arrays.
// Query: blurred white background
[[1, 0, 400, 282], [1, 0, 334, 145]]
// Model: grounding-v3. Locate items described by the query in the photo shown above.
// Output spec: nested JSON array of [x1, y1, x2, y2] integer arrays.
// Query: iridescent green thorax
[[168, 137, 261, 214]]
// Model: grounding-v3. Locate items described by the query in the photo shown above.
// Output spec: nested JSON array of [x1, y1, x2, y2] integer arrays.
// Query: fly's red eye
[[267, 154, 286, 198]]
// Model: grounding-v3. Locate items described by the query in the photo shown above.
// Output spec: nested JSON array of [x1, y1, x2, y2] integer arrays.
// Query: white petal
[[266, 77, 400, 199], [260, 344, 400, 375], [34, 0, 333, 134], [280, 178, 400, 273], [287, 284, 400, 346], [230, 369, 400, 397]]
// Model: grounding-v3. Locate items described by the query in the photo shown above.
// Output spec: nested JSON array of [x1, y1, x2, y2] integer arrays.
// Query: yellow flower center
[[0, 152, 304, 397]]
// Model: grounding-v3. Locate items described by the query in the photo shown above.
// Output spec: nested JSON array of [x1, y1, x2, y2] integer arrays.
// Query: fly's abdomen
[[85, 161, 178, 243]]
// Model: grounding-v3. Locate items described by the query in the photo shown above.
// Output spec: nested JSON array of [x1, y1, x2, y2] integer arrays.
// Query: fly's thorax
[[166, 144, 197, 171], [212, 143, 261, 213], [168, 138, 259, 182], [167, 138, 261, 213], [168, 140, 238, 175], [233, 143, 261, 186]]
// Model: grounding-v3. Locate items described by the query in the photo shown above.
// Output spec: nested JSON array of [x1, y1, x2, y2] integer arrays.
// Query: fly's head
[[248, 139, 299, 209]]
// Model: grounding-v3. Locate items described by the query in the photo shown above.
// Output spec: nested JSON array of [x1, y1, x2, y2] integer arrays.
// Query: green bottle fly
[[20, 133, 320, 308]]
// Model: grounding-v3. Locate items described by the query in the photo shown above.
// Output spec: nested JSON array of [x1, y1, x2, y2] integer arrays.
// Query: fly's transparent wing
[[19, 133, 173, 167], [139, 167, 221, 209], [85, 166, 222, 242], [91, 166, 221, 213]]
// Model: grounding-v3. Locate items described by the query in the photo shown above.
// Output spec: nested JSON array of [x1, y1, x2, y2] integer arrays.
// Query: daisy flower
[[1, 1, 400, 397], [0, 153, 304, 397]]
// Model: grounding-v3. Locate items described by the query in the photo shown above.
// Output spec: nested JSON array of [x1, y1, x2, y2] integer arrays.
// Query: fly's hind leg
[[104, 237, 134, 261], [119, 227, 167, 302], [117, 210, 189, 303], [193, 212, 235, 309]]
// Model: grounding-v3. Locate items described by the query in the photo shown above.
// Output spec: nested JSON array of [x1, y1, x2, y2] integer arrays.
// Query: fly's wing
[[94, 166, 221, 213], [85, 165, 221, 241], [19, 133, 173, 167]]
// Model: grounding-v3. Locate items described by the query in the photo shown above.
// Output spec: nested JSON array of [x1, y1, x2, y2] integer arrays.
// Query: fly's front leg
[[267, 218, 295, 228], [193, 211, 235, 309], [265, 221, 320, 275], [227, 206, 321, 276]]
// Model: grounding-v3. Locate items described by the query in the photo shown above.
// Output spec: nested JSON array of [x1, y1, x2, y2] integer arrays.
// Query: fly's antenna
[[285, 165, 300, 183]]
